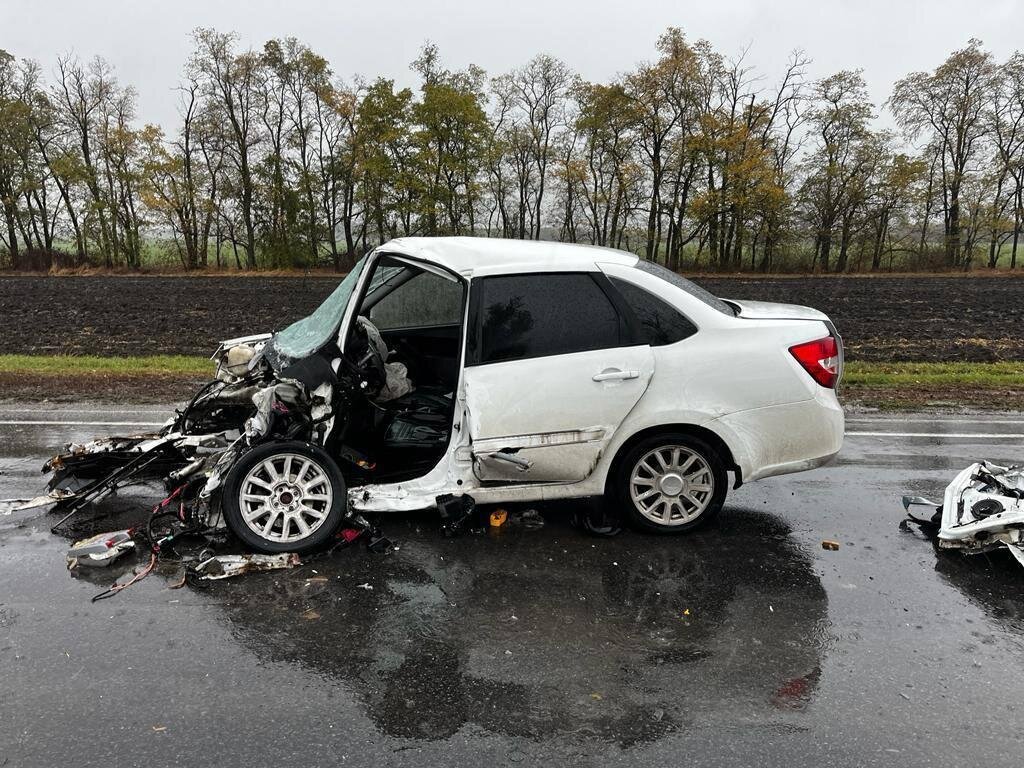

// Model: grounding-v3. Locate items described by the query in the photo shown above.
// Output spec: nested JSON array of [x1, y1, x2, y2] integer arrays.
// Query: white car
[[41, 237, 844, 552]]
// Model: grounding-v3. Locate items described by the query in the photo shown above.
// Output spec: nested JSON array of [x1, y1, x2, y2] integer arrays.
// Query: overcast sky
[[4, 0, 1022, 129]]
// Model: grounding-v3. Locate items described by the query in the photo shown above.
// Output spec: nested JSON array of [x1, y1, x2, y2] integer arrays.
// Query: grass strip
[[1, 355, 1022, 390], [843, 361, 1024, 388], [0, 354, 211, 376]]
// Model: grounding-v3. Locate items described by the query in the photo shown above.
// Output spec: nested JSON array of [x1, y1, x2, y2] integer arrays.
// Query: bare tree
[[494, 54, 572, 239], [190, 28, 263, 269], [891, 40, 998, 268]]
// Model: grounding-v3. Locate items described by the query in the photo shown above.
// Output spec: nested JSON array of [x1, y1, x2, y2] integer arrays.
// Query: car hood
[[723, 299, 831, 323]]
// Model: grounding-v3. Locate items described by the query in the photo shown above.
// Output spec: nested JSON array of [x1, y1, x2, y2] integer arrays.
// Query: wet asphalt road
[[2, 406, 1024, 767]]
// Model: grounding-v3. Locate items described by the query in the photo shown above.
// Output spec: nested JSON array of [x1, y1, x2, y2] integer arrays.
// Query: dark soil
[[705, 275, 1024, 363], [0, 372, 206, 403], [2, 274, 1023, 362]]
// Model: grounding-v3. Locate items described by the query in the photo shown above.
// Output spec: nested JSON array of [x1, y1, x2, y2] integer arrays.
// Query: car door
[[462, 271, 654, 484]]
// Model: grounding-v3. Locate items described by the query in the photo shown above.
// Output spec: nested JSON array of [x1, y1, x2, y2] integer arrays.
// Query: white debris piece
[[904, 461, 1024, 569], [193, 553, 301, 580], [66, 529, 136, 569]]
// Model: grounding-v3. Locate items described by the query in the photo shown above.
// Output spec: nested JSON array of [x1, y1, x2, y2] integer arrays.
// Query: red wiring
[[91, 553, 157, 602]]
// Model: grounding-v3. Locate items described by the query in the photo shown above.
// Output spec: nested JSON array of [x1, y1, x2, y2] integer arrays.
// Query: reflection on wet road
[[2, 406, 1024, 767]]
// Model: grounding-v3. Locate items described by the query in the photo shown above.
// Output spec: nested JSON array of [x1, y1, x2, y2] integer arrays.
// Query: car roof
[[380, 236, 640, 275]]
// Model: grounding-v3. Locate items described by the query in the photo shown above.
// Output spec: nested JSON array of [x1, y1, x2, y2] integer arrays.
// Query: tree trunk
[[947, 190, 961, 267], [3, 204, 19, 267]]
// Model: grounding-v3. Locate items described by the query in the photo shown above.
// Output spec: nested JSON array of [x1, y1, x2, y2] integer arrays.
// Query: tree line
[[1, 29, 1022, 273]]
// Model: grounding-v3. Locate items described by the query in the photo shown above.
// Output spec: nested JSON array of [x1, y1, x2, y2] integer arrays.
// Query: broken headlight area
[[34, 326, 410, 573], [903, 461, 1024, 569]]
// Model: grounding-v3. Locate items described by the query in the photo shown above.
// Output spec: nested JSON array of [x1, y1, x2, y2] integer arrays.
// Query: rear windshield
[[634, 260, 735, 315]]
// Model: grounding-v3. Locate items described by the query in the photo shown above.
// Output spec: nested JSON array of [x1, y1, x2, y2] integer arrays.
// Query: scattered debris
[[5, 488, 78, 512], [366, 532, 396, 553], [904, 461, 1024, 569], [821, 540, 840, 551], [327, 514, 395, 555], [509, 508, 545, 530], [489, 508, 508, 528], [66, 529, 136, 569], [91, 553, 158, 602], [437, 493, 476, 537], [571, 507, 622, 537], [192, 553, 301, 581], [336, 528, 364, 544], [356, 582, 373, 590]]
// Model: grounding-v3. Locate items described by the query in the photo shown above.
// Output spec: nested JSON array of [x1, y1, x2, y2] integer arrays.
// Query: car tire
[[221, 440, 347, 554], [612, 433, 727, 534]]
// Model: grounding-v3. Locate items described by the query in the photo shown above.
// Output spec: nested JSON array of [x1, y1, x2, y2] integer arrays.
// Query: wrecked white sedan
[[36, 237, 844, 553]]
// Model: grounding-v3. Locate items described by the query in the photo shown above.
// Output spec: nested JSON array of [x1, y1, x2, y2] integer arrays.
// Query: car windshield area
[[634, 260, 735, 315], [269, 256, 368, 363]]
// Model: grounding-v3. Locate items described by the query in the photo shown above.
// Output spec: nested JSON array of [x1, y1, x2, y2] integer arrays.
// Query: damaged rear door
[[463, 271, 654, 484]]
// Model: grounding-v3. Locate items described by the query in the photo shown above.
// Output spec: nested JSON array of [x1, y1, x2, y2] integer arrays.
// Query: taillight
[[789, 336, 841, 388]]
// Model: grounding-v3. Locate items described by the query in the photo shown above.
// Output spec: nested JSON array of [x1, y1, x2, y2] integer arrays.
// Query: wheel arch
[[604, 422, 743, 494]]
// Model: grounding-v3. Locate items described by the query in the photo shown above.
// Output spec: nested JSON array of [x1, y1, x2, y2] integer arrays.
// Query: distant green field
[[23, 236, 1024, 273]]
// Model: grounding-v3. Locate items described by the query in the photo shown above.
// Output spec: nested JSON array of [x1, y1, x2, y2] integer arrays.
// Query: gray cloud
[[4, 0, 1021, 128]]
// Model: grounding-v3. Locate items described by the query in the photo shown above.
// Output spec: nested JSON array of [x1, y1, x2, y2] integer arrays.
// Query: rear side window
[[475, 273, 621, 364], [634, 259, 735, 315], [609, 277, 697, 346]]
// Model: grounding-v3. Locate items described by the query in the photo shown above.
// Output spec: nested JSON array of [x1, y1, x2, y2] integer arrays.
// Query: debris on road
[[5, 488, 78, 512], [903, 461, 1024, 569], [91, 553, 158, 602], [192, 553, 302, 580], [821, 540, 840, 551], [514, 509, 545, 530], [66, 529, 136, 568], [572, 507, 622, 537], [437, 493, 476, 537]]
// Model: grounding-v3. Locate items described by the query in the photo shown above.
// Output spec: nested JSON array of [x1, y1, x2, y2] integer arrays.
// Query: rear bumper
[[709, 393, 844, 483]]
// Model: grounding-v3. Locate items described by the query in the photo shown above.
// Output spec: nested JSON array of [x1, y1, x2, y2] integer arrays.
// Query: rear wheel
[[222, 441, 347, 553], [612, 433, 727, 534]]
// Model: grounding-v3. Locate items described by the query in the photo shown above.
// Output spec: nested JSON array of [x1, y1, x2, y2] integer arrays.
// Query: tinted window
[[634, 260, 735, 315], [368, 270, 463, 329], [610, 277, 697, 346], [477, 273, 621, 364]]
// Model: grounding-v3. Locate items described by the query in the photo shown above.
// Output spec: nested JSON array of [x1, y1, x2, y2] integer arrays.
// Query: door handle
[[593, 368, 639, 382]]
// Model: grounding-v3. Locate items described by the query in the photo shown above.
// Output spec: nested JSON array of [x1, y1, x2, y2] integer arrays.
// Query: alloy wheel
[[238, 453, 334, 543], [629, 445, 714, 526]]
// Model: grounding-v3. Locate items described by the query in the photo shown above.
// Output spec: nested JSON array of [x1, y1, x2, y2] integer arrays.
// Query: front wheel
[[612, 434, 727, 534], [221, 440, 347, 553]]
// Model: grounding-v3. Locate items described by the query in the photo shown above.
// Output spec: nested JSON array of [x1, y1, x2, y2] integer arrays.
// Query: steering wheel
[[347, 316, 388, 394]]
